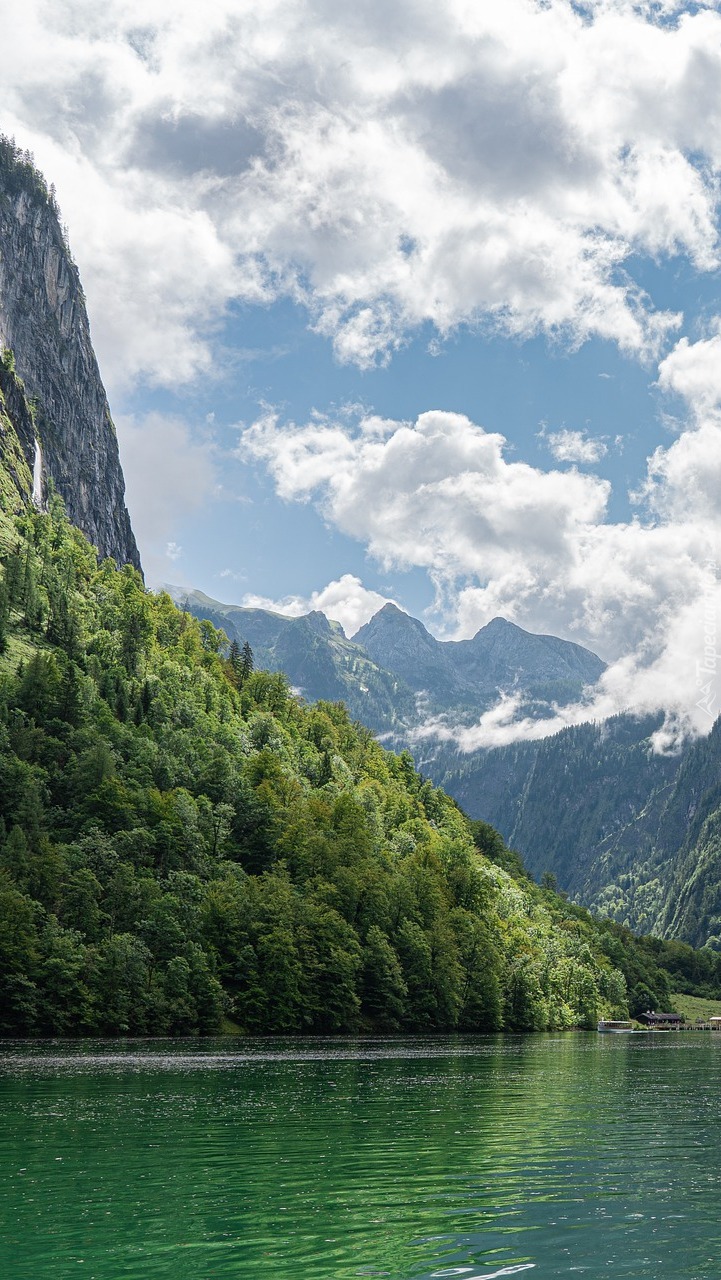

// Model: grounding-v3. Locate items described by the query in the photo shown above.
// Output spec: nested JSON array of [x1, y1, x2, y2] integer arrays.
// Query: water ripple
[[2, 1035, 721, 1278]]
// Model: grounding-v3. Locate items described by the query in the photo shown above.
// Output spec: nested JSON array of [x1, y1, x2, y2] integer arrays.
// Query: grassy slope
[[670, 993, 721, 1021]]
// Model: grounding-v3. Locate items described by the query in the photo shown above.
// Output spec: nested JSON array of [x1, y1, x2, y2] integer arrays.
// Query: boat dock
[[598, 1014, 721, 1033]]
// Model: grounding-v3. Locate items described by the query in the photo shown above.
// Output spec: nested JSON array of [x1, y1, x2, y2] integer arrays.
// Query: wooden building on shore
[[637, 1010, 684, 1030]]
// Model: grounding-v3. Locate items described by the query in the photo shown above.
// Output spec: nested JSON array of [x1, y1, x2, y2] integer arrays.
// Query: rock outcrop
[[0, 138, 140, 569]]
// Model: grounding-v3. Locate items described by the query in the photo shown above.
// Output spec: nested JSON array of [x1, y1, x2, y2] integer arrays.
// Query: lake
[[1, 1034, 721, 1279]]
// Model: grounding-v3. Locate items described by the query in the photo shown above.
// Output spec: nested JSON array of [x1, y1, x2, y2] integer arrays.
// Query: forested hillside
[[1, 492, 708, 1035]]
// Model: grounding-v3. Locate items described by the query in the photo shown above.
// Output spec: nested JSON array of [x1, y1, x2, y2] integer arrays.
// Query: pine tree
[[228, 638, 242, 683], [240, 640, 254, 684]]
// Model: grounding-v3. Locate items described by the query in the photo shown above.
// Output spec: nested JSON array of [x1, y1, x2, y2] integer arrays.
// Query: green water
[[1, 1035, 721, 1279]]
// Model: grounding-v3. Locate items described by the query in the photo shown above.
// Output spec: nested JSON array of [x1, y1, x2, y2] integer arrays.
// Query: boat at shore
[[597, 1020, 634, 1033]]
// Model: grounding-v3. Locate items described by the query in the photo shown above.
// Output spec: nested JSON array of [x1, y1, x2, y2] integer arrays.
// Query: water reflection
[[1, 1035, 721, 1278]]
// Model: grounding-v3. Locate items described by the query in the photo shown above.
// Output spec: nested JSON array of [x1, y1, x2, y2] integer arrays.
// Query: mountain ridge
[[354, 602, 605, 705], [170, 586, 606, 737]]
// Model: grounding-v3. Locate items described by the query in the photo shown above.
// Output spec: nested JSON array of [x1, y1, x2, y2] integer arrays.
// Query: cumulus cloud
[[411, 572, 721, 752], [657, 324, 721, 415], [241, 404, 721, 743], [241, 407, 611, 616], [241, 574, 395, 637], [4, 1, 721, 385], [637, 327, 721, 527], [542, 427, 608, 463]]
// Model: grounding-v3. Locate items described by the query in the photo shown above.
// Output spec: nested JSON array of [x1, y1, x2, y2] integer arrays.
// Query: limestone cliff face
[[0, 139, 140, 569]]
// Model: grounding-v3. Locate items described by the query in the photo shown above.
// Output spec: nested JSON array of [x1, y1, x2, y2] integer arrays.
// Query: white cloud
[[241, 406, 612, 596], [241, 403, 721, 742], [4, 1, 721, 385], [640, 418, 721, 523], [636, 327, 721, 530], [241, 573, 395, 637], [657, 325, 721, 415], [543, 427, 608, 463], [217, 567, 247, 582], [166, 541, 183, 561]]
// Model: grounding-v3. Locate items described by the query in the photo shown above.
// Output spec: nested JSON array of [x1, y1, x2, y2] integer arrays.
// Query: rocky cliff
[[0, 138, 140, 569]]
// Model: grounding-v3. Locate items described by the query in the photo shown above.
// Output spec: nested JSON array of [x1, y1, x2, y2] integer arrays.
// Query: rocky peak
[[354, 602, 429, 642], [472, 617, 605, 680], [354, 603, 461, 697], [303, 609, 335, 636], [0, 138, 140, 570]]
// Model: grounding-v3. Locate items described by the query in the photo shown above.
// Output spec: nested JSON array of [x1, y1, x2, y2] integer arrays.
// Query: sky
[[3, 0, 721, 747]]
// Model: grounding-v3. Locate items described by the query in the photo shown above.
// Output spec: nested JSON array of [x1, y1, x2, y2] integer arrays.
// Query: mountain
[[437, 713, 721, 948], [2, 500, 689, 1036], [167, 588, 419, 735], [354, 603, 464, 703], [0, 137, 139, 569], [176, 589, 605, 736], [355, 607, 605, 713], [448, 616, 606, 699]]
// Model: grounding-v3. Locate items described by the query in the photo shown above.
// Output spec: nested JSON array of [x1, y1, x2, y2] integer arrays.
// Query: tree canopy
[[0, 503, 706, 1036]]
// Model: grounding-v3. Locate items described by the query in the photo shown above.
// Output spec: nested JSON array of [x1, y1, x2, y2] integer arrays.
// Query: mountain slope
[[0, 502, 681, 1036], [169, 588, 419, 735], [438, 713, 721, 947], [447, 616, 606, 702], [0, 137, 139, 569]]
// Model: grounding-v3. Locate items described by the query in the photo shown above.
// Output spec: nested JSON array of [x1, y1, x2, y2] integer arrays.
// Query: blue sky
[[122, 300, 663, 617], [4, 0, 721, 744]]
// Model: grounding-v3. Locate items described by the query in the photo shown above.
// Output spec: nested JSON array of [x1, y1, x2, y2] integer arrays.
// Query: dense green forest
[[0, 484, 719, 1035]]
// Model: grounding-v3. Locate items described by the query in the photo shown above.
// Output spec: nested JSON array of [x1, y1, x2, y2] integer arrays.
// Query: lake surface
[[1, 1034, 721, 1279]]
